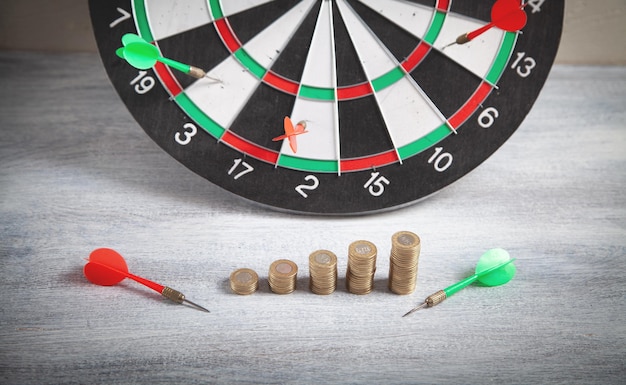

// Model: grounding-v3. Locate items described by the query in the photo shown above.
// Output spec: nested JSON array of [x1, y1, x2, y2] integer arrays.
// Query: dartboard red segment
[[153, 62, 182, 97], [448, 82, 494, 129]]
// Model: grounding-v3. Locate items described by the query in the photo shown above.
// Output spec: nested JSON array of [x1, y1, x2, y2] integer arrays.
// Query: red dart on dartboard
[[443, 0, 529, 49]]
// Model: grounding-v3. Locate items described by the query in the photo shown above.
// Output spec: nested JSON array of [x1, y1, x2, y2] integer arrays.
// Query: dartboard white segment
[[219, 0, 276, 19], [299, 1, 336, 89], [144, 0, 212, 41], [242, 0, 317, 70], [336, 0, 399, 80], [357, 0, 433, 41], [281, 100, 339, 161], [183, 56, 259, 129], [374, 77, 446, 149], [436, 12, 506, 81]]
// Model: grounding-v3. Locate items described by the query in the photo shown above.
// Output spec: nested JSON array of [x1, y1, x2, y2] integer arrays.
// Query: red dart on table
[[84, 248, 210, 313]]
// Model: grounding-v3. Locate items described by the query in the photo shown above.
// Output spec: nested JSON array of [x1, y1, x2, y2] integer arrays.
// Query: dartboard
[[89, 0, 563, 214]]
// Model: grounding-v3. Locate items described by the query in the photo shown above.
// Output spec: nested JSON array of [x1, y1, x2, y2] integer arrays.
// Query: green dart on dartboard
[[116, 33, 219, 80]]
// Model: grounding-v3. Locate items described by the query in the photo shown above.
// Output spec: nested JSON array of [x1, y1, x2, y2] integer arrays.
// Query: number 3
[[175, 123, 197, 145]]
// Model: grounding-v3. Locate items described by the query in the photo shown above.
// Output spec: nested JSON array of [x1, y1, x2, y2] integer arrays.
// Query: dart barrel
[[425, 290, 447, 307], [161, 286, 185, 304]]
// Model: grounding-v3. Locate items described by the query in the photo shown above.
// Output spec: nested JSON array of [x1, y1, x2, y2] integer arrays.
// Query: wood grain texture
[[0, 52, 624, 384]]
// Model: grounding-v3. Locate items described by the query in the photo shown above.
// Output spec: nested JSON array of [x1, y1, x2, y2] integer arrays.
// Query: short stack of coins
[[308, 250, 338, 295], [346, 240, 377, 295], [268, 259, 298, 294], [388, 231, 421, 295], [229, 268, 259, 295]]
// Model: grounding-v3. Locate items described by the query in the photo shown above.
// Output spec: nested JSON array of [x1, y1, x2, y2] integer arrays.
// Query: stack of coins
[[229, 268, 259, 295], [346, 240, 377, 295], [388, 231, 421, 295], [268, 259, 298, 294], [309, 250, 338, 295]]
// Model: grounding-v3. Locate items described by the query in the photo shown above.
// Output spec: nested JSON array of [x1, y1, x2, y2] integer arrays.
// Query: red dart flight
[[272, 116, 308, 153]]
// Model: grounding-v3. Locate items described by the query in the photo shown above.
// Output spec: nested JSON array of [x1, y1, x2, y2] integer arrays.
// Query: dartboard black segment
[[90, 0, 563, 214]]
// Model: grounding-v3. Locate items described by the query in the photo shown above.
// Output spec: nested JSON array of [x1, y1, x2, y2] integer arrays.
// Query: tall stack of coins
[[268, 259, 298, 294], [229, 268, 259, 295], [346, 240, 377, 295], [388, 231, 421, 294], [309, 250, 338, 295]]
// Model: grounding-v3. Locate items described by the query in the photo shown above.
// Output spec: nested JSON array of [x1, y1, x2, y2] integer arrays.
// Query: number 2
[[295, 175, 320, 198]]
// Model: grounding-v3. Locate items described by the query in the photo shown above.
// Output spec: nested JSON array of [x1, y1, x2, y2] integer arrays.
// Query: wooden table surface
[[1, 52, 624, 384]]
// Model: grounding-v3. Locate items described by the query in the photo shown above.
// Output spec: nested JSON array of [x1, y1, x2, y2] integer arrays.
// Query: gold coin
[[229, 268, 259, 295], [347, 240, 377, 295], [268, 259, 298, 294], [389, 231, 421, 295], [309, 250, 338, 295]]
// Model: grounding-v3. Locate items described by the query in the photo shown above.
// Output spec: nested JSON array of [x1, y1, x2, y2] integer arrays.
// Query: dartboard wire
[[431, 7, 520, 88], [207, 0, 317, 160], [272, 0, 335, 170], [340, 0, 453, 143], [136, 1, 333, 173], [486, 30, 522, 88], [443, 30, 521, 131], [206, 0, 447, 101], [328, 0, 343, 176], [130, 1, 189, 101], [339, 0, 509, 142], [349, 1, 522, 133], [358, 0, 443, 41], [336, 0, 405, 165]]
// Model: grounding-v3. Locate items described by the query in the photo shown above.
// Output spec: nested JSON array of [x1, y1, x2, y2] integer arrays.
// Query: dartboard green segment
[[90, 0, 564, 214], [486, 32, 518, 84], [175, 94, 225, 139], [233, 49, 266, 79], [278, 155, 339, 173], [202, 0, 449, 99]]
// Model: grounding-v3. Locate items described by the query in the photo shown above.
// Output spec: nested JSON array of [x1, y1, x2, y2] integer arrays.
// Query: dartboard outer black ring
[[89, 0, 563, 214]]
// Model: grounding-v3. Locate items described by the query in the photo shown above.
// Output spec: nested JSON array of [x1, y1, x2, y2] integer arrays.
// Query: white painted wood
[[0, 52, 624, 384]]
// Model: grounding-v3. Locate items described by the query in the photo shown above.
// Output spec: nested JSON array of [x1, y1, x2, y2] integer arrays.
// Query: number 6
[[478, 107, 499, 128]]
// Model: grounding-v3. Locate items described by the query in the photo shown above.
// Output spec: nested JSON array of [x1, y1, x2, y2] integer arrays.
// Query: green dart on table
[[403, 248, 516, 317]]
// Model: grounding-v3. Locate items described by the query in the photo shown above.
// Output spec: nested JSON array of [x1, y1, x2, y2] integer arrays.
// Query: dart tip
[[402, 302, 428, 317], [203, 74, 222, 84], [441, 42, 456, 51], [184, 299, 211, 313]]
